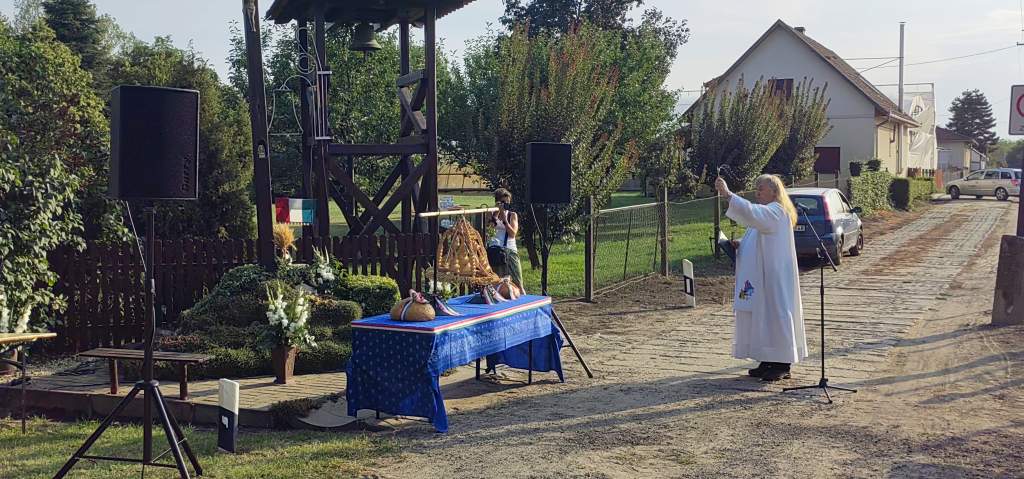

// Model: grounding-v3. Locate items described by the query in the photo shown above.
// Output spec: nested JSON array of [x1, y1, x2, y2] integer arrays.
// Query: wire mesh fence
[[517, 174, 836, 299], [593, 204, 661, 292]]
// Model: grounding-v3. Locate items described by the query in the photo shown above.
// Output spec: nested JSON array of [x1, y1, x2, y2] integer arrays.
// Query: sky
[[2, 0, 1022, 135]]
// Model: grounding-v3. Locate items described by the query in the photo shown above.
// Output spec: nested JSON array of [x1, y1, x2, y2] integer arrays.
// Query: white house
[[937, 127, 987, 171], [691, 20, 919, 176]]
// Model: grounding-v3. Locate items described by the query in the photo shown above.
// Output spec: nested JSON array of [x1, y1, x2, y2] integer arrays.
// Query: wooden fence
[[48, 233, 434, 352]]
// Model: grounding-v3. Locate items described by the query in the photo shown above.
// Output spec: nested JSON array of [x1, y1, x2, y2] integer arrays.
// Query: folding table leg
[[528, 340, 533, 385]]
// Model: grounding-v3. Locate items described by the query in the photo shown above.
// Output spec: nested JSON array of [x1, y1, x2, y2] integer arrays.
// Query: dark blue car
[[788, 188, 864, 265]]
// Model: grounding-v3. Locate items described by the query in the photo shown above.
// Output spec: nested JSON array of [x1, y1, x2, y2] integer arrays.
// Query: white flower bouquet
[[260, 283, 317, 351]]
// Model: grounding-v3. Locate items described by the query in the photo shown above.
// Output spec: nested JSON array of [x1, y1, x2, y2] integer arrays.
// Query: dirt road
[[369, 199, 1024, 478]]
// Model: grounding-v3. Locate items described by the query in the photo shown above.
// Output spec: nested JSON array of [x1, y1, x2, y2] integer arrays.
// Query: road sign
[[1011, 85, 1024, 135]]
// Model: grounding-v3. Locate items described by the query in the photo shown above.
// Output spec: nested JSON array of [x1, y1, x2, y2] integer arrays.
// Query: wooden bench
[[79, 348, 212, 400]]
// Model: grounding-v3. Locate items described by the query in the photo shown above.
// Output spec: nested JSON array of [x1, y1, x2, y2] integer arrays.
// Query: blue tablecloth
[[345, 295, 564, 432]]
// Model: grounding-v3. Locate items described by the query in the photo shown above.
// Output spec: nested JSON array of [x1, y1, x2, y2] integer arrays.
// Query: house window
[[770, 78, 794, 98]]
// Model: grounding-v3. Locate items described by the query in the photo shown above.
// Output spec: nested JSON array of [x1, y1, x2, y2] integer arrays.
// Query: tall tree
[[946, 89, 999, 153], [476, 23, 639, 267], [0, 19, 125, 242], [0, 17, 124, 332], [42, 0, 106, 71], [500, 0, 642, 34], [684, 77, 791, 193], [764, 79, 831, 179], [109, 37, 256, 239], [12, 0, 43, 32]]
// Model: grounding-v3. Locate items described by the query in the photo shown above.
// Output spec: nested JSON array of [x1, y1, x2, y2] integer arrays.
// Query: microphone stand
[[782, 205, 856, 403]]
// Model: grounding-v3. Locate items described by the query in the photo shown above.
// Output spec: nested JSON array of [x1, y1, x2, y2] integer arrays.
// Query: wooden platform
[[0, 360, 346, 428]]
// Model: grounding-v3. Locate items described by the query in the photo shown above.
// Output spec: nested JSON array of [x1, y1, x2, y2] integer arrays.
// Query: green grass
[[1, 418, 395, 478]]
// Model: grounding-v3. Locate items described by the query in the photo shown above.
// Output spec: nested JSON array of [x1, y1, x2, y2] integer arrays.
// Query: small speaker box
[[109, 85, 199, 200]]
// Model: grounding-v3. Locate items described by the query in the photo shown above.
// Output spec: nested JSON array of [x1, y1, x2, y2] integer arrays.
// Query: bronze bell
[[349, 22, 381, 53]]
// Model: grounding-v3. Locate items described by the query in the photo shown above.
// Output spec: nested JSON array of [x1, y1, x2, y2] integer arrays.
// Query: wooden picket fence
[[48, 233, 434, 352]]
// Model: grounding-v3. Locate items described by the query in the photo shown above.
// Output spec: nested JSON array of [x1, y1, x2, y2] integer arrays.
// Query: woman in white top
[[487, 188, 524, 292], [715, 174, 807, 382]]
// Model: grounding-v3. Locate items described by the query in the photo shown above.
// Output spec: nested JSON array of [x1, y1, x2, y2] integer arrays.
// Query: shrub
[[212, 264, 273, 296], [196, 347, 271, 379], [849, 162, 863, 177], [332, 325, 353, 342], [332, 275, 400, 316], [848, 171, 894, 216], [294, 340, 351, 375], [310, 325, 334, 342], [891, 177, 935, 210], [200, 324, 266, 349], [157, 334, 208, 353], [309, 296, 362, 327]]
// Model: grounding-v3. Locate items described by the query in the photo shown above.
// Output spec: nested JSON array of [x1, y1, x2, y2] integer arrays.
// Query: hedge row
[[848, 171, 894, 216], [890, 177, 935, 211]]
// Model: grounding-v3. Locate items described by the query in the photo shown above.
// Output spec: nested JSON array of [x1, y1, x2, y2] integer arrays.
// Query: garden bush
[[332, 275, 400, 316], [890, 177, 935, 210], [309, 296, 362, 327], [848, 171, 894, 216], [294, 340, 351, 375]]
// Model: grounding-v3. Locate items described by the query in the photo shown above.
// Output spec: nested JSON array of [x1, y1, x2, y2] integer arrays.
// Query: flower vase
[[272, 346, 298, 384]]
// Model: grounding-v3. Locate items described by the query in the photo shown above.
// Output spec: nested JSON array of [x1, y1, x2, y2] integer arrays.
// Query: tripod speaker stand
[[54, 209, 202, 479], [782, 205, 856, 403]]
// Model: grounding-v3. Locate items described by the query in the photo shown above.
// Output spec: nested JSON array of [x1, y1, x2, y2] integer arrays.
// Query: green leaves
[[686, 77, 791, 192]]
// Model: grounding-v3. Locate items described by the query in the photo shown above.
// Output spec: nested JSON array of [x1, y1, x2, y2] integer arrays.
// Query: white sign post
[[1010, 85, 1024, 135]]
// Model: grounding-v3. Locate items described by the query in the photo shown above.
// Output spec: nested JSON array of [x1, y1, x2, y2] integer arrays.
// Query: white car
[[945, 168, 1021, 201]]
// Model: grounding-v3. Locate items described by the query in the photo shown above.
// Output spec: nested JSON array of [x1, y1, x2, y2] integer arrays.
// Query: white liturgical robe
[[726, 195, 808, 364]]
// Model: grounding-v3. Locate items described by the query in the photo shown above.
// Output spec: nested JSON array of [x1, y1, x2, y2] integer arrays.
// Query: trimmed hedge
[[332, 275, 400, 316], [848, 171, 894, 216], [294, 340, 351, 375], [890, 177, 935, 210], [309, 296, 362, 327]]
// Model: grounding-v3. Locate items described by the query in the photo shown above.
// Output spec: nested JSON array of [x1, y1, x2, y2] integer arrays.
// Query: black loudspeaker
[[109, 85, 199, 200], [526, 142, 571, 204]]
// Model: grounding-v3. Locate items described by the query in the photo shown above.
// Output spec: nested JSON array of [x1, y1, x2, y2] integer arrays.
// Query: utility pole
[[897, 21, 905, 174]]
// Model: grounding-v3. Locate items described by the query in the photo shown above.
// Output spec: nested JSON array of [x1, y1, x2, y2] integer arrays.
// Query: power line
[[843, 56, 899, 61], [866, 45, 1020, 69], [858, 58, 898, 73]]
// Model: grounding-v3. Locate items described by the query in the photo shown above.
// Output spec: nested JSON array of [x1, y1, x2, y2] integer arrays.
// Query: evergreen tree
[[42, 0, 106, 72], [946, 89, 999, 153]]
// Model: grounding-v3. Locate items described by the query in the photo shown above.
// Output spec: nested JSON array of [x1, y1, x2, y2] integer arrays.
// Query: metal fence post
[[835, 170, 841, 189], [815, 172, 820, 188], [584, 196, 595, 303], [660, 186, 669, 276]]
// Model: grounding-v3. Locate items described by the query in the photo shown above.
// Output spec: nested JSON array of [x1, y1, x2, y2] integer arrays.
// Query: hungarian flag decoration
[[275, 197, 316, 225]]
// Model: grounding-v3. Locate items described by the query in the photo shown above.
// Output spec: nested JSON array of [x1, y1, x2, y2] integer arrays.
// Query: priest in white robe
[[715, 174, 807, 381]]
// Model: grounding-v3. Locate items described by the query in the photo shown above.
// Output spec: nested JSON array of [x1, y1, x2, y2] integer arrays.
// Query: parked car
[[788, 188, 864, 265], [946, 168, 1021, 201]]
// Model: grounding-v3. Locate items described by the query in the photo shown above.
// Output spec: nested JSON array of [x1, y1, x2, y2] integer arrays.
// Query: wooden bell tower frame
[[242, 0, 475, 268]]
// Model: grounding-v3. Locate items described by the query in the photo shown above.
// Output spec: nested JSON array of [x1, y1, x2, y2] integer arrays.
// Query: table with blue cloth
[[345, 294, 564, 432]]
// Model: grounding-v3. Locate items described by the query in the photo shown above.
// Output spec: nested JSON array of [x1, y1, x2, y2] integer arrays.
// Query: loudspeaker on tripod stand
[[56, 85, 203, 479]]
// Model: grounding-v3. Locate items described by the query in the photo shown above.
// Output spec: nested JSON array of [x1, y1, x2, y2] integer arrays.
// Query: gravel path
[[367, 199, 1024, 479]]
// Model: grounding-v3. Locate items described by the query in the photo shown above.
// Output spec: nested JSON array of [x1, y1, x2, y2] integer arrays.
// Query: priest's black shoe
[[747, 362, 772, 377], [760, 363, 791, 381]]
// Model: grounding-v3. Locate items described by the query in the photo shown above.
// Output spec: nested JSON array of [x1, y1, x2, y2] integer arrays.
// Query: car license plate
[[794, 225, 806, 232]]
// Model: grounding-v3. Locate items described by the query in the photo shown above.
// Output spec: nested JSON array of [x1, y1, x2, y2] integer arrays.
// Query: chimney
[[795, 26, 806, 33]]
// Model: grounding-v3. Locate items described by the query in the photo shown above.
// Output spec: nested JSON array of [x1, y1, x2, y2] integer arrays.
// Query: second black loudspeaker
[[526, 142, 571, 204], [109, 85, 199, 200]]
